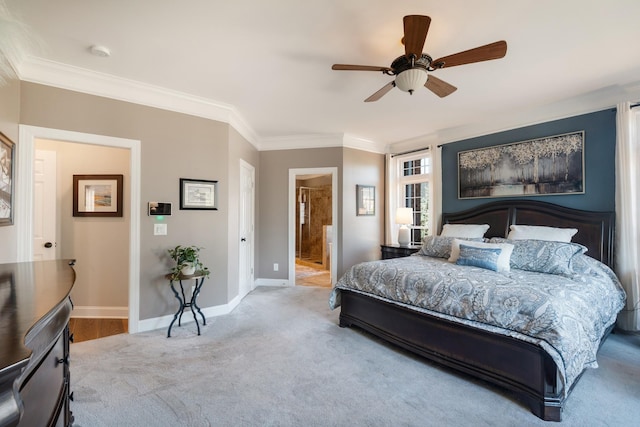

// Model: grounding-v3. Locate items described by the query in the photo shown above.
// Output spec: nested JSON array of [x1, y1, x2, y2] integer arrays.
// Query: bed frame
[[338, 200, 615, 422]]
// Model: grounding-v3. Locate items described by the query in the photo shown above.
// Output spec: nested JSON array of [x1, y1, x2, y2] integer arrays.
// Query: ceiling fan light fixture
[[395, 68, 428, 94]]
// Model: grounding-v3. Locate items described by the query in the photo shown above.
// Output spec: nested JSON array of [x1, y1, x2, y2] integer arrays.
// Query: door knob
[[44, 242, 53, 248], [241, 238, 246, 242]]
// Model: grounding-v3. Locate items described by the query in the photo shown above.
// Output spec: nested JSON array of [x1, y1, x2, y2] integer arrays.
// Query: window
[[396, 152, 431, 245]]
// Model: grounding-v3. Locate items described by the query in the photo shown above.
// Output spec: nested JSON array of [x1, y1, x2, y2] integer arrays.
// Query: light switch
[[154, 223, 167, 235]]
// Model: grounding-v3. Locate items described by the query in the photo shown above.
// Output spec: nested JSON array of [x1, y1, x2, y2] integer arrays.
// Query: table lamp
[[395, 207, 413, 247]]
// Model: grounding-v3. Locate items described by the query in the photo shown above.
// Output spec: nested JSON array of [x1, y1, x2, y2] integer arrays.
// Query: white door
[[33, 149, 57, 260], [239, 160, 255, 297]]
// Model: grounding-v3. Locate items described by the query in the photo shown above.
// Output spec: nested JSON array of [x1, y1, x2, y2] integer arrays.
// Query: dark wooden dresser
[[0, 260, 76, 427], [380, 244, 421, 259]]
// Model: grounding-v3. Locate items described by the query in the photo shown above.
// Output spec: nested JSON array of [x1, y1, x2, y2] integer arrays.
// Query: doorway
[[295, 176, 331, 287], [16, 125, 142, 333], [288, 168, 338, 287]]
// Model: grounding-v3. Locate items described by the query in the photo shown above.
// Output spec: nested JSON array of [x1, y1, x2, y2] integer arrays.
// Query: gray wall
[[19, 82, 258, 320], [6, 80, 383, 321], [341, 148, 385, 270], [258, 147, 343, 279], [258, 146, 385, 279], [0, 77, 20, 263]]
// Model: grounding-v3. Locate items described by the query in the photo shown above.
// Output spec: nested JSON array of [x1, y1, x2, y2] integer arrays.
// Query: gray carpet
[[70, 286, 640, 427]]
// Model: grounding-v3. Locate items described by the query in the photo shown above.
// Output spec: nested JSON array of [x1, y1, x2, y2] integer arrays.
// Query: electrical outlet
[[273, 263, 279, 271]]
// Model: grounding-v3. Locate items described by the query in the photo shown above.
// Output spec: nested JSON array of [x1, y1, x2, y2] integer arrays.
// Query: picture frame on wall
[[356, 184, 375, 216], [0, 132, 15, 226], [180, 178, 218, 210], [73, 174, 124, 217], [458, 131, 585, 199]]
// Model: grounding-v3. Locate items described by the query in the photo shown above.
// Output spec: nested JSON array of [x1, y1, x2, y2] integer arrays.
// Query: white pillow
[[440, 223, 490, 238], [507, 225, 578, 243], [449, 239, 514, 272]]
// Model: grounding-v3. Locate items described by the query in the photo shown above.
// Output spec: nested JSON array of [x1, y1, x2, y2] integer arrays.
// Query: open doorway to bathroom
[[295, 174, 332, 287]]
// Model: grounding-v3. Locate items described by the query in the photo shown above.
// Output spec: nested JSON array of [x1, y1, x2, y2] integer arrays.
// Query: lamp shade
[[395, 68, 428, 94], [395, 207, 413, 225]]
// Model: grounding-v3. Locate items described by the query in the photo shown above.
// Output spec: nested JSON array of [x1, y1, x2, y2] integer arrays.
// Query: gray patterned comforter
[[329, 254, 625, 394]]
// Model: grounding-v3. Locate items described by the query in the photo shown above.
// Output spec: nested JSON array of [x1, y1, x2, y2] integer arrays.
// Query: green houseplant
[[168, 245, 210, 279]]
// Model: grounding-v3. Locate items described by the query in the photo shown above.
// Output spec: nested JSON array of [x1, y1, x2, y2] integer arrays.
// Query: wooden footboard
[[339, 290, 565, 421]]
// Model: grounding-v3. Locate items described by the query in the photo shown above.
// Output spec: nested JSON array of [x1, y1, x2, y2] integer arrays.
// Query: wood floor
[[296, 258, 331, 287], [69, 318, 128, 343]]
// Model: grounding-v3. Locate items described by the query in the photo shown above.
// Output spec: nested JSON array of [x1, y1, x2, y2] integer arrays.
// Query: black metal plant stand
[[166, 271, 207, 337]]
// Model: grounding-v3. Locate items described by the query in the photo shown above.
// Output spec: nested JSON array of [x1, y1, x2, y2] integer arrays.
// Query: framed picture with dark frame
[[73, 174, 124, 217], [180, 178, 218, 210], [356, 184, 375, 216], [0, 132, 14, 226]]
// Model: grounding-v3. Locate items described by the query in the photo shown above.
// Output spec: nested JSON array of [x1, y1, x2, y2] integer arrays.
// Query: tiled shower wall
[[296, 178, 332, 265]]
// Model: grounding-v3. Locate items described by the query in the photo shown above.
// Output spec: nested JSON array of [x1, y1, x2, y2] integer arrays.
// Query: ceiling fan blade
[[432, 40, 507, 68], [403, 15, 431, 59], [364, 81, 395, 102], [332, 64, 392, 72], [424, 75, 457, 98]]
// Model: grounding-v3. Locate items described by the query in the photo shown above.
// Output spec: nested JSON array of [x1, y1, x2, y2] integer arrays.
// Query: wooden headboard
[[442, 200, 615, 268]]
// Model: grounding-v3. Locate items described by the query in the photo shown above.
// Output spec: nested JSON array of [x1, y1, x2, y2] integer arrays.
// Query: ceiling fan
[[331, 15, 507, 102]]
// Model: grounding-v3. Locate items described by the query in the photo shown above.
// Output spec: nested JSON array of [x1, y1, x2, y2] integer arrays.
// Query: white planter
[[181, 263, 196, 276]]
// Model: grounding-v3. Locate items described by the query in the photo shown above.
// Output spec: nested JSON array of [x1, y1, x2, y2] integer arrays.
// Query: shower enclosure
[[296, 183, 332, 268]]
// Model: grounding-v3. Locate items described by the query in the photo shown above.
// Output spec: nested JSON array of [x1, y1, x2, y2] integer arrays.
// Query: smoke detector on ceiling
[[89, 45, 111, 57]]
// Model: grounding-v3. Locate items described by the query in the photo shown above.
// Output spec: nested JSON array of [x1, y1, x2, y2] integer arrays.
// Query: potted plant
[[168, 245, 210, 279]]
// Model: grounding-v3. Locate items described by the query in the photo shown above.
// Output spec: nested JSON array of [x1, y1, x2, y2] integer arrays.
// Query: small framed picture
[[0, 132, 15, 226], [73, 174, 124, 217], [180, 178, 218, 210], [356, 185, 375, 216]]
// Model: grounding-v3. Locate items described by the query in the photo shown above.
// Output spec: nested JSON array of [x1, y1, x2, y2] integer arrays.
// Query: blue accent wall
[[441, 109, 616, 214]]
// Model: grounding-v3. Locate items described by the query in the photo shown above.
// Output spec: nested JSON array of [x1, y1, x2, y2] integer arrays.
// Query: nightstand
[[380, 244, 421, 259]]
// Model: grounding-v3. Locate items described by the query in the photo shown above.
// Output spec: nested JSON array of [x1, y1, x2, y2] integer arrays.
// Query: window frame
[[395, 150, 433, 245]]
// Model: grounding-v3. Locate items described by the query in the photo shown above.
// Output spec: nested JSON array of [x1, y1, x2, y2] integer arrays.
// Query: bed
[[329, 200, 625, 422]]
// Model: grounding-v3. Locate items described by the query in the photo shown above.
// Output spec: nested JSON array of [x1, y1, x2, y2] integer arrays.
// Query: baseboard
[[71, 306, 128, 319], [98, 283, 267, 334], [255, 278, 292, 287], [136, 292, 244, 333]]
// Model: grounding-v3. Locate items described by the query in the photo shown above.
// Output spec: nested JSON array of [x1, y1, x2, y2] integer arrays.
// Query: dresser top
[[0, 260, 76, 375]]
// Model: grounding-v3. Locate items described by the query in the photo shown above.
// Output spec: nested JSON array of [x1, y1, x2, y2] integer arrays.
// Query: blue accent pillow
[[455, 244, 503, 272]]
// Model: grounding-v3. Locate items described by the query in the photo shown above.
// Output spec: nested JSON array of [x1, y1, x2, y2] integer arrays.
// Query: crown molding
[[16, 57, 389, 153], [342, 134, 386, 154], [22, 57, 633, 155], [259, 133, 385, 153], [17, 56, 261, 147]]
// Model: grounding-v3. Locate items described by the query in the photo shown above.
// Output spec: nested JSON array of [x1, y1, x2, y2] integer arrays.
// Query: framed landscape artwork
[[458, 131, 585, 199], [0, 133, 14, 226], [73, 174, 124, 217]]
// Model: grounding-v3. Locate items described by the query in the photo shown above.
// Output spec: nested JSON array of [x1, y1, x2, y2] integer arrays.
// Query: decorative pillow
[[489, 237, 587, 275], [418, 236, 482, 259], [507, 224, 578, 242], [456, 245, 502, 272], [449, 239, 514, 272], [440, 223, 490, 238]]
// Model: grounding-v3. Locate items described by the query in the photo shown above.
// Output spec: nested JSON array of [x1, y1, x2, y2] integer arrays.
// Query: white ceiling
[[6, 0, 640, 152]]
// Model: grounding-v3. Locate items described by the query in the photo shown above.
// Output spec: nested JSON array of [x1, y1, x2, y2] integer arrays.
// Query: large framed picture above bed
[[458, 131, 584, 199]]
